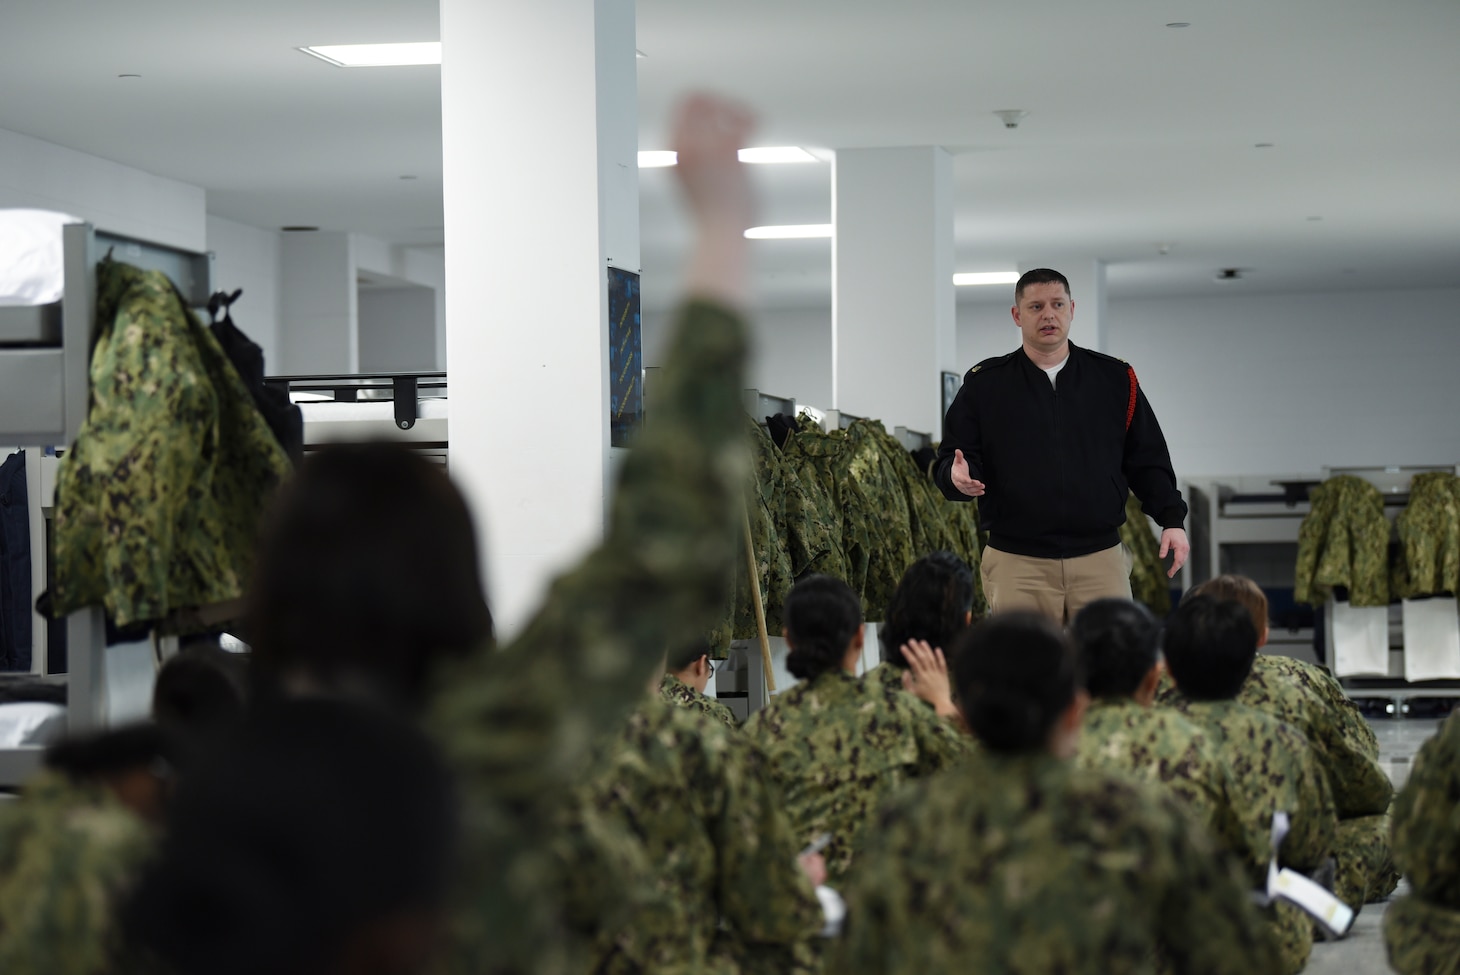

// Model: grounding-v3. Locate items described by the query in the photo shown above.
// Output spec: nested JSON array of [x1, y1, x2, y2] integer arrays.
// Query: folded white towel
[[1402, 597, 1460, 682], [1330, 600, 1390, 678]]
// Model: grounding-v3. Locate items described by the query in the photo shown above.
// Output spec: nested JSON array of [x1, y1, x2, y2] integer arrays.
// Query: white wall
[[358, 286, 437, 373], [1105, 288, 1460, 480], [0, 125, 204, 252], [206, 215, 283, 368]]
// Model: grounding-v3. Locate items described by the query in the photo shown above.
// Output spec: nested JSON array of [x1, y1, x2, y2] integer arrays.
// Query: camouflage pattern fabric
[[1179, 700, 1337, 974], [580, 697, 822, 974], [841, 420, 918, 618], [779, 426, 873, 613], [50, 259, 292, 627], [1119, 492, 1172, 616], [1294, 474, 1390, 608], [831, 750, 1282, 975], [1384, 892, 1460, 975], [1333, 812, 1399, 907], [1394, 470, 1460, 600], [425, 300, 751, 975], [1250, 654, 1380, 760], [742, 668, 970, 884], [1075, 698, 1256, 863], [0, 770, 155, 974], [659, 672, 739, 729]]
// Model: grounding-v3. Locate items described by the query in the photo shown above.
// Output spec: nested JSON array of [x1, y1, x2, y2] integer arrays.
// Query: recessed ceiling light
[[637, 147, 818, 168], [299, 42, 442, 67], [953, 271, 1020, 287], [1166, 22, 1191, 28], [1255, 142, 1275, 149], [744, 224, 833, 240]]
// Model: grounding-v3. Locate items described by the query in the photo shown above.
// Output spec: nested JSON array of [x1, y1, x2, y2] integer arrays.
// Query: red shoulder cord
[[1125, 365, 1139, 431]]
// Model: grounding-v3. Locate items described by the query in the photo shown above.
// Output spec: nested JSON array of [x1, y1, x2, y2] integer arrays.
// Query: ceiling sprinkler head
[[1215, 267, 1244, 282], [994, 109, 1028, 130]]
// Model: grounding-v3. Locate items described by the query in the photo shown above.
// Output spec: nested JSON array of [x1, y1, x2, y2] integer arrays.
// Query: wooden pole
[[742, 504, 777, 695]]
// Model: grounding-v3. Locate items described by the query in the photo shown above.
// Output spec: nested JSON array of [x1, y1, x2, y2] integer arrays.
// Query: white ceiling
[[2, 0, 1457, 308]]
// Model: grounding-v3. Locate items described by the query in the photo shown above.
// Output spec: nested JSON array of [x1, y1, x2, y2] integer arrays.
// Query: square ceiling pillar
[[832, 146, 956, 438], [1016, 258, 1108, 354], [441, 0, 639, 637]]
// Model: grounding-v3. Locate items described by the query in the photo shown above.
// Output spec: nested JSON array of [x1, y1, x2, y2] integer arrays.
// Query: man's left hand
[[1159, 528, 1190, 578]]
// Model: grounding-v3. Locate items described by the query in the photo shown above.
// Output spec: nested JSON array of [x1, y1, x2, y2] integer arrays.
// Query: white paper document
[[1401, 597, 1460, 682], [1330, 600, 1389, 678]]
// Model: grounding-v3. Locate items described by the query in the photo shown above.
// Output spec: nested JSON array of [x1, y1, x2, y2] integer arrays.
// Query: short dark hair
[[879, 552, 975, 669], [667, 640, 712, 673], [1163, 594, 1258, 701], [122, 698, 458, 975], [1070, 599, 1160, 699], [1187, 574, 1269, 633], [951, 612, 1080, 752], [246, 443, 493, 711], [1014, 268, 1071, 304], [153, 647, 249, 743], [784, 574, 863, 681]]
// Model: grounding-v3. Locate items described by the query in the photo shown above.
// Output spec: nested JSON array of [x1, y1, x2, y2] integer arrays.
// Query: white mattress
[[0, 209, 82, 306]]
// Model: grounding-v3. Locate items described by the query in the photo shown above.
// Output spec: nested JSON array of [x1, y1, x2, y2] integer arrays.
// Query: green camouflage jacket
[[425, 300, 751, 975], [1158, 656, 1388, 818], [831, 750, 1281, 975], [1394, 470, 1460, 600], [1120, 493, 1172, 616], [1294, 475, 1390, 608], [779, 425, 876, 617], [742, 668, 970, 884], [51, 259, 292, 627], [1075, 698, 1256, 862], [581, 697, 822, 974], [0, 771, 155, 975], [1385, 711, 1460, 973], [659, 673, 738, 729]]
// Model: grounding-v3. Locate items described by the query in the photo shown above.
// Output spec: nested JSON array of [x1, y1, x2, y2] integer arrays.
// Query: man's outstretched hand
[[950, 449, 986, 498]]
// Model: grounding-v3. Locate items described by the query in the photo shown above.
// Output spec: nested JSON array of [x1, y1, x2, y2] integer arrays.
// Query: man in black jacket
[[933, 268, 1188, 623]]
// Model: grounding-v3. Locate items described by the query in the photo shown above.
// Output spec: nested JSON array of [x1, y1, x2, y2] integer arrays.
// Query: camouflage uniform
[[1294, 474, 1390, 608], [742, 668, 970, 884], [1120, 492, 1172, 616], [1394, 470, 1460, 600], [1384, 711, 1460, 974], [778, 425, 874, 618], [1075, 698, 1255, 862], [0, 770, 155, 974], [1161, 655, 1396, 906], [831, 750, 1282, 975], [1180, 700, 1337, 974], [659, 672, 739, 729], [50, 258, 292, 628], [425, 300, 751, 975], [581, 697, 822, 974]]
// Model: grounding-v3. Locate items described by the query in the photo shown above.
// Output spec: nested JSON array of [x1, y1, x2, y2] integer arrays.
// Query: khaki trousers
[[981, 543, 1133, 625]]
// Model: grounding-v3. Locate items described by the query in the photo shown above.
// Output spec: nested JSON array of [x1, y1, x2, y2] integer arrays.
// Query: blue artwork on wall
[[608, 266, 642, 447]]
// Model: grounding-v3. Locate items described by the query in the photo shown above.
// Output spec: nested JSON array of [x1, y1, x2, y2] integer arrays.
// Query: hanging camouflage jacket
[[659, 673, 738, 729], [0, 771, 155, 975], [1385, 710, 1460, 974], [581, 697, 822, 974], [779, 426, 873, 613], [426, 300, 751, 975], [1294, 475, 1390, 608], [50, 259, 292, 627], [1394, 471, 1460, 600], [832, 750, 1281, 975], [1075, 698, 1256, 863], [743, 668, 970, 884], [1120, 492, 1172, 616]]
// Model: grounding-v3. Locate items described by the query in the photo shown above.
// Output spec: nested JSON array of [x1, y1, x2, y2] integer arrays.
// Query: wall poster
[[608, 267, 642, 447]]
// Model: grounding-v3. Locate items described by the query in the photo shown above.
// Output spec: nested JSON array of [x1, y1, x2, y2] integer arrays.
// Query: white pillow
[[0, 702, 67, 747], [0, 209, 83, 306]]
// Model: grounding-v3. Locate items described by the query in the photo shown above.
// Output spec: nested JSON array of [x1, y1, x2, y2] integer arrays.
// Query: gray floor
[[1303, 719, 1439, 974]]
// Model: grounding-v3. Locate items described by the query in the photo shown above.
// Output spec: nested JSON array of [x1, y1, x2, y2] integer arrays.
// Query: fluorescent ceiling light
[[299, 42, 442, 67], [745, 224, 833, 240], [636, 146, 818, 168], [953, 271, 1020, 286]]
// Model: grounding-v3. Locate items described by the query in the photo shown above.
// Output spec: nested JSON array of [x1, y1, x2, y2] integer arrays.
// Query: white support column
[[441, 0, 638, 637], [832, 147, 956, 437], [1018, 257, 1108, 353]]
